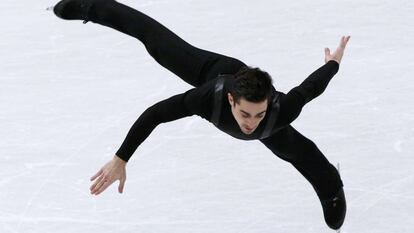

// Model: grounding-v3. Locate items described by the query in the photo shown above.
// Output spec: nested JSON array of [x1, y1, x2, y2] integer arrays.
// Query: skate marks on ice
[[348, 172, 414, 228], [13, 141, 100, 232], [9, 84, 169, 233]]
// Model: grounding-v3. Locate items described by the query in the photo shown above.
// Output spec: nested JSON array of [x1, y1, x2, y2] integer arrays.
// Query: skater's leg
[[260, 125, 346, 229], [54, 0, 246, 87], [260, 125, 343, 199]]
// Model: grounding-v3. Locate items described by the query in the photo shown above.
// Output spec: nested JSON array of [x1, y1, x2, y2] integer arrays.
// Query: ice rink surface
[[1, 0, 414, 232]]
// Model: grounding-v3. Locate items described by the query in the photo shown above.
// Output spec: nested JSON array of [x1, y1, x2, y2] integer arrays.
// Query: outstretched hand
[[90, 155, 127, 195], [325, 36, 351, 64]]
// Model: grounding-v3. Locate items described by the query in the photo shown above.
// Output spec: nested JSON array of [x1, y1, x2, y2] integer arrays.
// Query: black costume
[[53, 0, 347, 229], [86, 0, 344, 200], [56, 0, 344, 209]]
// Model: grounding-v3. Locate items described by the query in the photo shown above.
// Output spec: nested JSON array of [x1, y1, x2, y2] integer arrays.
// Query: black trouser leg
[[260, 125, 343, 199], [88, 0, 246, 87]]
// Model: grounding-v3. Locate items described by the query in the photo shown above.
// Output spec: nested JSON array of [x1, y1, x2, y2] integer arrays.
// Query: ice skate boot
[[320, 187, 346, 230], [53, 0, 110, 23]]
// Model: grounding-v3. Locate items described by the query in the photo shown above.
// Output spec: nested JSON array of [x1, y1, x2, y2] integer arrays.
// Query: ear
[[227, 93, 234, 105]]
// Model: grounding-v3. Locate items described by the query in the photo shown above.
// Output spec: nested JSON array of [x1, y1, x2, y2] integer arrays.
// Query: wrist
[[328, 59, 339, 64], [113, 155, 127, 165], [328, 59, 340, 68]]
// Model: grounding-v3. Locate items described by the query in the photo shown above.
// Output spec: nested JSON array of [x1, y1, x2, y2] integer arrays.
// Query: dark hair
[[229, 66, 273, 105]]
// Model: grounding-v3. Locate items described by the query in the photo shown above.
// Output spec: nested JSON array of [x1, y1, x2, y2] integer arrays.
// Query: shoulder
[[184, 77, 218, 100], [182, 78, 219, 118]]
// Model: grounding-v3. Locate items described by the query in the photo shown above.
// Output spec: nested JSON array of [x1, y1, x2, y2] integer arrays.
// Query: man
[[53, 0, 350, 230]]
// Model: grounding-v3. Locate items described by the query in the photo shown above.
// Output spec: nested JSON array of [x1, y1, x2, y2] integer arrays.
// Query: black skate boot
[[320, 187, 346, 230], [53, 0, 110, 23]]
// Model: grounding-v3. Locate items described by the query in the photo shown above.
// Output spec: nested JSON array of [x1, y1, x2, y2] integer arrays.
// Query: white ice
[[1, 0, 414, 232]]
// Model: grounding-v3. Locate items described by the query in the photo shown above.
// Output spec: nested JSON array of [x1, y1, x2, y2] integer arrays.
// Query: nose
[[245, 119, 256, 128]]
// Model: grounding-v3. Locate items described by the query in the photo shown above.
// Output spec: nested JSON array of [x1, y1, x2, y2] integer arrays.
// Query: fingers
[[90, 174, 113, 195], [90, 175, 104, 193], [325, 47, 331, 56], [90, 168, 103, 181], [118, 179, 126, 194], [340, 35, 351, 48], [344, 35, 351, 43], [94, 179, 113, 195], [89, 158, 127, 195]]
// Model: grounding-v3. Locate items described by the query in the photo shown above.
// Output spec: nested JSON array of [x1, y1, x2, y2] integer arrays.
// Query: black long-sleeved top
[[116, 60, 340, 162]]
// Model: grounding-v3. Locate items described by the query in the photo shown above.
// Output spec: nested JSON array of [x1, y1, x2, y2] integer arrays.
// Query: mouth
[[243, 126, 255, 132]]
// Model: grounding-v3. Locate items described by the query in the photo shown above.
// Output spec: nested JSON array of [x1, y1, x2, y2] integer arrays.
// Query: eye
[[256, 114, 264, 118], [242, 113, 250, 118]]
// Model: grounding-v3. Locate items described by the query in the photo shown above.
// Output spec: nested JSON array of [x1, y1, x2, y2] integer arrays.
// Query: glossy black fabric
[[88, 0, 343, 199]]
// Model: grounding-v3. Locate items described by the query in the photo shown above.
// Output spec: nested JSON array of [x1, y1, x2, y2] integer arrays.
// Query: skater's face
[[227, 93, 268, 135]]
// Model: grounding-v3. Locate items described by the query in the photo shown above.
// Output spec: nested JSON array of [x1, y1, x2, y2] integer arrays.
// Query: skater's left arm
[[89, 87, 211, 196], [115, 87, 211, 162], [278, 36, 351, 125]]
